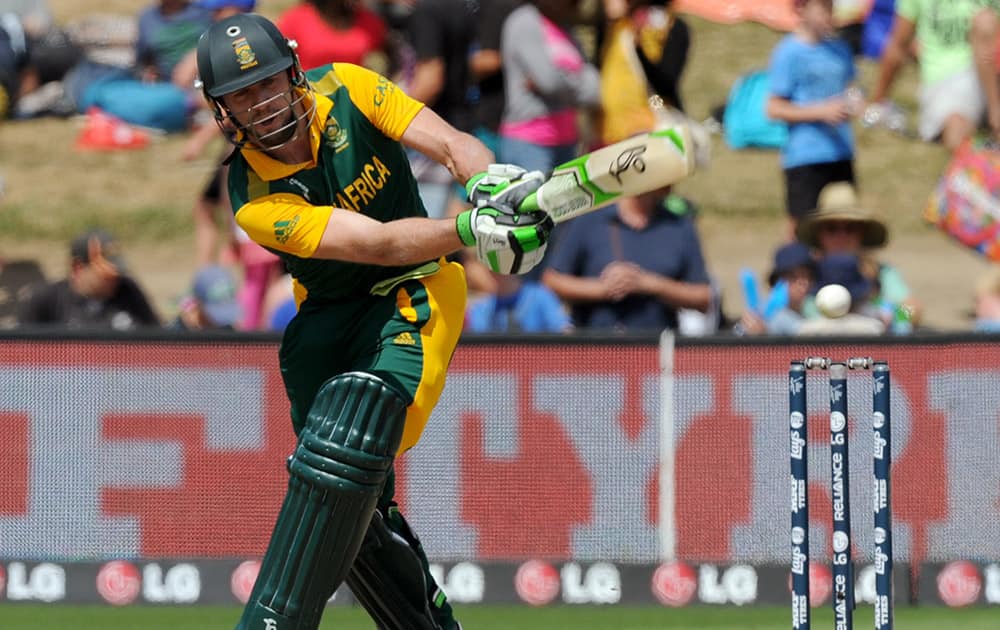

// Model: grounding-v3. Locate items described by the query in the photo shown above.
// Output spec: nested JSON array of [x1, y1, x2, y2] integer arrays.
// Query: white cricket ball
[[815, 284, 852, 319]]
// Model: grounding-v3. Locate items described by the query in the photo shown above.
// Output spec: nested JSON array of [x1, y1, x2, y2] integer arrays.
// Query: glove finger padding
[[456, 205, 553, 275], [466, 164, 546, 210]]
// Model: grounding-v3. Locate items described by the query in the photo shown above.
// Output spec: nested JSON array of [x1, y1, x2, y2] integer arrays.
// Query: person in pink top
[[499, 0, 600, 280], [499, 0, 601, 175], [277, 0, 387, 69]]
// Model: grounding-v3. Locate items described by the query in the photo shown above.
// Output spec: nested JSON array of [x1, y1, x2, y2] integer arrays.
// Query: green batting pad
[[346, 506, 459, 630], [237, 372, 407, 630]]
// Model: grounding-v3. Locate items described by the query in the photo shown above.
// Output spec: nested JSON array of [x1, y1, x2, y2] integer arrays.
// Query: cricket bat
[[519, 124, 696, 223]]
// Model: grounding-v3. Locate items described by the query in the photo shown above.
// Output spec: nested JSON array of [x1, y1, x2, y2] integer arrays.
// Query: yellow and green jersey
[[228, 63, 429, 304]]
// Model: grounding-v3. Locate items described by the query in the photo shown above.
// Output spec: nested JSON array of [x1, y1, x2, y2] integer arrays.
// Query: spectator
[[403, 0, 476, 220], [796, 181, 921, 328], [170, 264, 242, 330], [973, 266, 1000, 332], [470, 0, 521, 156], [871, 0, 989, 150], [18, 229, 160, 330], [798, 252, 886, 336], [971, 4, 1000, 143], [277, 0, 387, 70], [0, 1, 53, 33], [465, 271, 570, 333], [135, 0, 210, 84], [499, 0, 600, 173], [173, 0, 255, 93], [766, 0, 857, 241], [598, 0, 690, 145], [0, 6, 81, 119], [455, 0, 523, 296], [500, 0, 601, 283], [372, 0, 418, 84], [70, 0, 212, 132], [737, 241, 817, 336], [0, 12, 28, 118], [0, 258, 45, 329], [542, 190, 712, 332]]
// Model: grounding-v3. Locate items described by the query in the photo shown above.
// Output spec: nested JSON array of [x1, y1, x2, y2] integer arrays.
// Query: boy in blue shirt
[[767, 0, 857, 240]]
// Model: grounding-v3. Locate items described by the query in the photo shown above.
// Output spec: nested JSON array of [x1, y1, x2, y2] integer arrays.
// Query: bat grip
[[519, 191, 540, 213]]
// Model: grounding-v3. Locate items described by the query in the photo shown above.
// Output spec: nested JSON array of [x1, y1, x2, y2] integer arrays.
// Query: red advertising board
[[0, 336, 998, 573]]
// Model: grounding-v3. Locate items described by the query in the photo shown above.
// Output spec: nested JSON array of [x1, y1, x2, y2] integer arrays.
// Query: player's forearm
[[312, 213, 462, 266], [541, 269, 610, 303], [401, 108, 494, 184], [642, 275, 712, 312], [443, 130, 496, 185]]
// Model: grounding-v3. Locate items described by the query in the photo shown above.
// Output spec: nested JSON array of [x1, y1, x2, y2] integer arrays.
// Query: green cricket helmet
[[196, 13, 315, 150]]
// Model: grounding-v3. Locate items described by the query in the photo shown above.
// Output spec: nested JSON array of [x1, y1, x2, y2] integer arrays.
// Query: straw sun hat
[[795, 182, 888, 248]]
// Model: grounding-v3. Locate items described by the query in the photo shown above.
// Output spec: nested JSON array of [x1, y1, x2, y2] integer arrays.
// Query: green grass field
[[0, 604, 997, 629]]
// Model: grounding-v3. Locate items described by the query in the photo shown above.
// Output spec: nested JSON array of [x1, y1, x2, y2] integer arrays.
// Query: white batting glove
[[466, 164, 546, 211], [455, 201, 553, 275]]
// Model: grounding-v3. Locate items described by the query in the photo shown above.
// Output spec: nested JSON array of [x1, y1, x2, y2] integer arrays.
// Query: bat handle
[[519, 191, 541, 213], [517, 191, 542, 212]]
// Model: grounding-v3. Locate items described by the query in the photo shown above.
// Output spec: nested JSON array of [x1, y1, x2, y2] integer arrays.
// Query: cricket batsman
[[195, 13, 551, 629]]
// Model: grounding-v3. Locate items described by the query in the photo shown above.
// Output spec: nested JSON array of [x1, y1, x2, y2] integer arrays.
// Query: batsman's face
[[221, 71, 302, 149]]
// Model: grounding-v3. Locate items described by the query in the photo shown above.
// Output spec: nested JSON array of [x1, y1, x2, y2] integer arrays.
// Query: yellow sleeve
[[234, 193, 334, 259], [332, 62, 424, 140]]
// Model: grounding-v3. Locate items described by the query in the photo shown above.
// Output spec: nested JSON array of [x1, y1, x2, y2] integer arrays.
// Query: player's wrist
[[455, 210, 476, 246]]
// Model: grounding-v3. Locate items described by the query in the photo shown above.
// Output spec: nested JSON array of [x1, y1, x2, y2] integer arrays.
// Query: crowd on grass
[[3, 0, 1000, 335]]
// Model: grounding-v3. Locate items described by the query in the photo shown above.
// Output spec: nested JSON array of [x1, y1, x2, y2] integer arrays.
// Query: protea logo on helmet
[[232, 37, 258, 70]]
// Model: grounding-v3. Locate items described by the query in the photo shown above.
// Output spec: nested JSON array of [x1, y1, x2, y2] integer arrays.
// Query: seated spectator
[[277, 0, 387, 70], [170, 264, 242, 330], [738, 241, 817, 336], [172, 0, 256, 95], [0, 1, 53, 33], [542, 190, 712, 332], [798, 252, 886, 336], [0, 12, 28, 118], [973, 266, 1000, 332], [70, 0, 211, 132], [18, 229, 160, 330], [0, 8, 81, 119], [871, 0, 989, 150], [796, 181, 921, 326], [135, 0, 210, 84], [466, 271, 571, 333], [0, 258, 45, 328], [972, 5, 1000, 143]]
